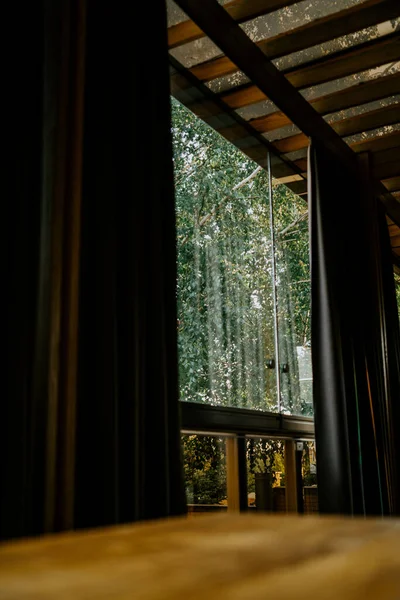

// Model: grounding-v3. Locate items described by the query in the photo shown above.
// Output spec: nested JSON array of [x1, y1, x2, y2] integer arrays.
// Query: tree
[[172, 97, 312, 504], [182, 435, 227, 505], [172, 97, 311, 416], [395, 272, 400, 322], [247, 438, 286, 495]]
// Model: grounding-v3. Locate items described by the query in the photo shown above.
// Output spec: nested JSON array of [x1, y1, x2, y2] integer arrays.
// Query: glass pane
[[395, 271, 400, 322], [182, 434, 227, 517], [301, 441, 319, 514], [172, 98, 277, 410], [247, 437, 286, 512], [274, 183, 313, 416]]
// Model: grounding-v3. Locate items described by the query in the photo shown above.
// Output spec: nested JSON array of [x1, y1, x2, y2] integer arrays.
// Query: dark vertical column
[[309, 141, 400, 516], [309, 142, 357, 515]]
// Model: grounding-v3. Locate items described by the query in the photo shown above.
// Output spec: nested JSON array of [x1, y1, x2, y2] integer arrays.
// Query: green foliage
[[247, 439, 285, 494], [182, 435, 227, 505], [395, 272, 400, 322], [172, 96, 314, 504], [302, 441, 318, 487], [172, 98, 312, 416]]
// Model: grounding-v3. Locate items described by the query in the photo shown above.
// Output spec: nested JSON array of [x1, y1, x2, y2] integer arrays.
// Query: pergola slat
[[390, 234, 400, 246], [172, 0, 400, 229], [173, 0, 356, 168], [293, 158, 308, 172], [190, 0, 399, 83], [351, 130, 400, 153], [334, 105, 400, 137], [384, 176, 400, 192], [221, 33, 400, 109], [273, 104, 400, 153], [168, 0, 303, 49], [169, 55, 306, 197], [249, 73, 400, 134]]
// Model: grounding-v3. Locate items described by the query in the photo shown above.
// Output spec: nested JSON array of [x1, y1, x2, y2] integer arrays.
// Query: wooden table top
[[0, 514, 399, 599]]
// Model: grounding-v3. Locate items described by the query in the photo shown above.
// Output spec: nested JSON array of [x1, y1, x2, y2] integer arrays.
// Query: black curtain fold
[[309, 141, 400, 516], [74, 0, 186, 528], [4, 0, 64, 539], [4, 0, 186, 540]]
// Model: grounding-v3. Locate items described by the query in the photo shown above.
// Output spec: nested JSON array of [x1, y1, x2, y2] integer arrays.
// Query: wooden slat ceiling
[[167, 0, 400, 260]]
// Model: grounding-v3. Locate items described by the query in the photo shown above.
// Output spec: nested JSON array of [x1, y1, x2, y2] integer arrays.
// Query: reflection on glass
[[395, 271, 400, 323], [247, 438, 286, 512], [302, 440, 318, 514], [274, 183, 313, 416], [182, 434, 227, 516], [172, 98, 276, 410], [172, 98, 313, 415]]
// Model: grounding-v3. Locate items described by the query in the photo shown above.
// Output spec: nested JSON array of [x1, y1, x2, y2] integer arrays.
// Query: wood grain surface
[[0, 514, 400, 599]]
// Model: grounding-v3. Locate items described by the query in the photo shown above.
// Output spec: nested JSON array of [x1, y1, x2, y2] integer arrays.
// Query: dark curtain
[[3, 0, 186, 540], [4, 0, 70, 539], [309, 141, 400, 516], [74, 1, 186, 528]]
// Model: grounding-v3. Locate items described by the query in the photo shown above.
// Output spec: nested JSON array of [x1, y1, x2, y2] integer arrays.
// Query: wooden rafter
[[173, 0, 356, 167], [272, 104, 400, 153], [168, 0, 303, 49], [172, 0, 400, 229], [221, 33, 400, 109], [248, 73, 400, 134], [351, 130, 400, 153], [333, 104, 399, 137], [190, 0, 400, 83], [169, 56, 307, 198], [384, 176, 400, 192]]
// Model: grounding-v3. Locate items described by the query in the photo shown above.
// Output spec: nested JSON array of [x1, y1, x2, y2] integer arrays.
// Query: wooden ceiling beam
[[390, 234, 400, 247], [173, 0, 400, 226], [221, 33, 400, 109], [273, 104, 400, 153], [169, 55, 305, 185], [168, 0, 303, 49], [249, 73, 400, 134], [293, 158, 308, 172], [190, 0, 399, 83], [351, 130, 400, 153], [334, 105, 400, 137], [383, 176, 400, 192], [173, 0, 357, 169]]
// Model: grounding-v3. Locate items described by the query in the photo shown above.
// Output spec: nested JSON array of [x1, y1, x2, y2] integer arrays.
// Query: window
[[172, 97, 312, 416], [301, 441, 318, 514], [172, 96, 315, 517], [395, 271, 400, 323], [182, 434, 227, 516], [247, 438, 286, 512], [275, 184, 312, 416]]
